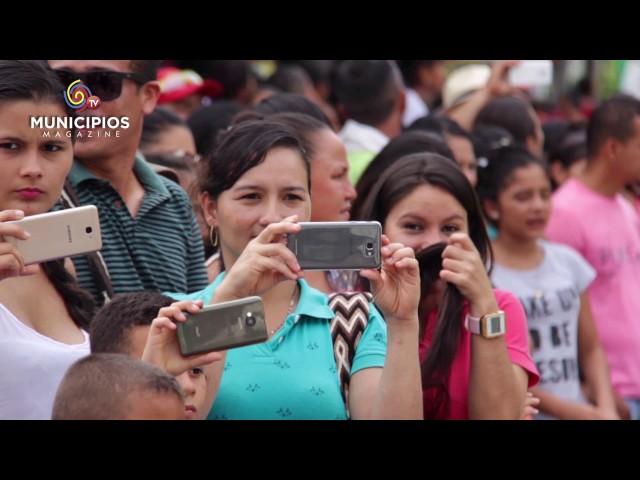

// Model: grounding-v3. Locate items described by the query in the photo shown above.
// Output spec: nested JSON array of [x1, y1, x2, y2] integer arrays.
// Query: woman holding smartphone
[[351, 152, 539, 419], [0, 61, 94, 419], [169, 119, 423, 420]]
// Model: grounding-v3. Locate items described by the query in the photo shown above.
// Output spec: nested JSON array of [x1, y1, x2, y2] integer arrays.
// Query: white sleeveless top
[[0, 303, 90, 420]]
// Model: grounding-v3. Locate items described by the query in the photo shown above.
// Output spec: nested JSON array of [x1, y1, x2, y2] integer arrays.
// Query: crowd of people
[[1, 59, 639, 420]]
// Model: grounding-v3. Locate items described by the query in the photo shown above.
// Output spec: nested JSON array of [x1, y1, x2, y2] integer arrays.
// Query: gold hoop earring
[[209, 225, 218, 248]]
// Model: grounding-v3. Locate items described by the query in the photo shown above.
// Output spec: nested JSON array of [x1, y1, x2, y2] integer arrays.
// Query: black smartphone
[[176, 296, 267, 356], [286, 221, 382, 270]]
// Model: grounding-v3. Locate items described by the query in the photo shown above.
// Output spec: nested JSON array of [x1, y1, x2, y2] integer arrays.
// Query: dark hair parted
[[352, 153, 492, 418], [90, 292, 174, 355], [351, 131, 455, 218], [199, 119, 310, 199], [251, 93, 332, 127], [476, 145, 548, 211], [586, 94, 640, 158]]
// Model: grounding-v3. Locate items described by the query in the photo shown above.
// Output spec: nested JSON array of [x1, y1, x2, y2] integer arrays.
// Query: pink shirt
[[419, 289, 539, 420], [546, 178, 640, 399]]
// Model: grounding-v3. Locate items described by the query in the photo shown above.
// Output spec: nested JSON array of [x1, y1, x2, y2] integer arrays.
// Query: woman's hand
[[520, 392, 541, 420], [214, 216, 302, 302], [361, 235, 420, 326], [440, 233, 497, 316], [141, 300, 224, 377], [0, 210, 38, 282]]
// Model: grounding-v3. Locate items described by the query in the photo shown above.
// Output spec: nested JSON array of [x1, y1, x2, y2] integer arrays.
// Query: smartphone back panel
[[177, 296, 268, 355], [6, 205, 102, 265], [287, 221, 382, 270]]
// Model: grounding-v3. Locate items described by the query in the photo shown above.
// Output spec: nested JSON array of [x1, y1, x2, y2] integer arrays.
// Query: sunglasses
[[54, 69, 148, 102]]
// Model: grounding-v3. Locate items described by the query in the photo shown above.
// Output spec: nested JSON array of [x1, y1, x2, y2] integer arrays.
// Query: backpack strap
[[61, 180, 114, 305], [328, 291, 373, 415]]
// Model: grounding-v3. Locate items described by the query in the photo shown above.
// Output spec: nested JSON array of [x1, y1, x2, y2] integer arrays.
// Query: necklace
[[269, 284, 299, 336]]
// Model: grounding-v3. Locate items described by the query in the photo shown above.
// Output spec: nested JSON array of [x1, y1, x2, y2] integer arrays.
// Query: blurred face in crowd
[[124, 391, 185, 420], [611, 117, 640, 183], [126, 325, 210, 421], [383, 183, 469, 252], [0, 99, 73, 216], [487, 163, 552, 242], [309, 128, 357, 222], [202, 147, 311, 267], [142, 124, 198, 189], [445, 134, 478, 187], [47, 60, 160, 161]]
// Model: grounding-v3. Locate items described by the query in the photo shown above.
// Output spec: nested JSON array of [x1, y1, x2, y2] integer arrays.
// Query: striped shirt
[[66, 154, 209, 305]]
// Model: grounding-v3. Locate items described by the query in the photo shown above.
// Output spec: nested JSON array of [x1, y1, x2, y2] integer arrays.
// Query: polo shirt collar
[[68, 152, 170, 197], [206, 272, 335, 320]]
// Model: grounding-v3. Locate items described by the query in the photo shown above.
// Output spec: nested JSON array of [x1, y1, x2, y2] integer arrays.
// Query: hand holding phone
[[0, 210, 40, 281], [4, 205, 102, 265], [508, 60, 553, 88], [176, 296, 268, 356], [142, 300, 225, 376], [286, 221, 382, 271]]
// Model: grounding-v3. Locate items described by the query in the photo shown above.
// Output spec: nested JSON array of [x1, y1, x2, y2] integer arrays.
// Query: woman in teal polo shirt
[[169, 119, 423, 420]]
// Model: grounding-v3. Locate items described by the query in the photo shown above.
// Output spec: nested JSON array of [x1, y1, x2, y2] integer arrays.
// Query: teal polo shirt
[[167, 273, 388, 420], [67, 154, 208, 304]]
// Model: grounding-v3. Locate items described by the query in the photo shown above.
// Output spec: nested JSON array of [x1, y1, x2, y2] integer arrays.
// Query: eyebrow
[[399, 213, 465, 223], [233, 185, 307, 193]]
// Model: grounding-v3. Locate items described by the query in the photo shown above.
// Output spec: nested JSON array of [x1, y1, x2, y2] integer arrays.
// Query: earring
[[209, 225, 218, 248]]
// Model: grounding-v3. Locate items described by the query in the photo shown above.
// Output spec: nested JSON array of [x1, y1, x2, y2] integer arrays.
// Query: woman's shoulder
[[491, 288, 522, 310]]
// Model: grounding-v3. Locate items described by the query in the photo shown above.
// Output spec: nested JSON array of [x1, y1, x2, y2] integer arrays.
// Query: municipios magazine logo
[[30, 79, 130, 138], [63, 79, 101, 112]]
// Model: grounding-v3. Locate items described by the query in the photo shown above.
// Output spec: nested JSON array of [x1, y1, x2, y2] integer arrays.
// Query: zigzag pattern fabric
[[328, 291, 373, 409]]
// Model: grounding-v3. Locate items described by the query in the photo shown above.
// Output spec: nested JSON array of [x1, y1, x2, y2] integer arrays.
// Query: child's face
[[177, 368, 209, 420], [0, 100, 73, 215], [124, 391, 185, 420], [496, 163, 552, 241]]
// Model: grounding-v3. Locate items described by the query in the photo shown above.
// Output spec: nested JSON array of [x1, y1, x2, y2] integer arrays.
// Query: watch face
[[483, 312, 505, 338], [489, 315, 503, 335]]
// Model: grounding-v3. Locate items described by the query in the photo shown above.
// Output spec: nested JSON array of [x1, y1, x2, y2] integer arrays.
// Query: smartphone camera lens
[[366, 242, 374, 250], [245, 312, 256, 327], [85, 227, 93, 234]]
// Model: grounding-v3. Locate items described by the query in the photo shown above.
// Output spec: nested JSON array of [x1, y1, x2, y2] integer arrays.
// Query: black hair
[[333, 60, 403, 126], [474, 96, 537, 146], [248, 93, 332, 127], [266, 112, 330, 159], [140, 106, 187, 150], [476, 145, 548, 226], [268, 65, 313, 95], [352, 130, 455, 216], [279, 60, 335, 90], [52, 353, 183, 420], [187, 100, 245, 157], [586, 94, 640, 158], [397, 60, 441, 87], [0, 60, 94, 330], [408, 115, 472, 140], [179, 60, 253, 101], [352, 152, 491, 419], [129, 60, 162, 83], [200, 119, 310, 200], [90, 292, 174, 355], [471, 124, 515, 169]]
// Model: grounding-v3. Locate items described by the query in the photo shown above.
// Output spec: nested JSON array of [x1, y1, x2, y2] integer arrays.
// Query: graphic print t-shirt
[[491, 241, 596, 419]]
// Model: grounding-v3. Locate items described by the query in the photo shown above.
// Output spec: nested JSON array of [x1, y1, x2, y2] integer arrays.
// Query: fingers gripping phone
[[177, 296, 268, 356], [5, 205, 102, 265], [286, 221, 382, 270]]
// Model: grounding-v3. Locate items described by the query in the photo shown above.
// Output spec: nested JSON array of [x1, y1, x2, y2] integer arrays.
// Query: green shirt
[[68, 154, 208, 304], [167, 273, 388, 420]]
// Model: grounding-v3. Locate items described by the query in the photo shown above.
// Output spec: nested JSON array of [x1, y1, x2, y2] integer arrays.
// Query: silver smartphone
[[177, 296, 268, 356], [286, 221, 382, 271], [5, 205, 102, 265]]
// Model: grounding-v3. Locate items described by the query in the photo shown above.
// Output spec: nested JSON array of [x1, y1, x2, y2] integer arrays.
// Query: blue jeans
[[625, 399, 640, 420]]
